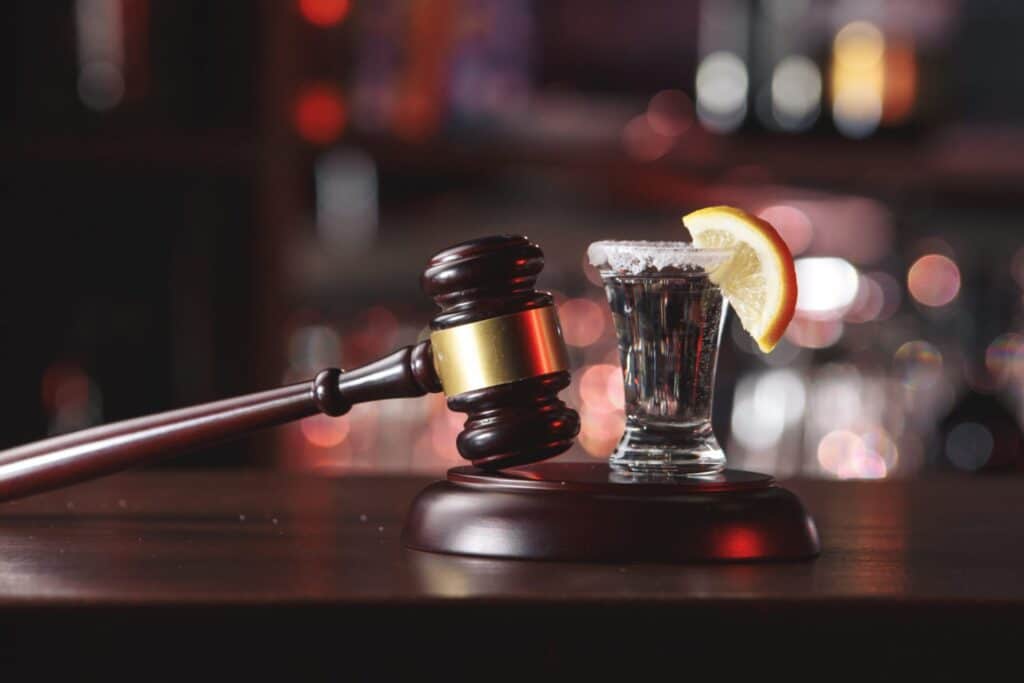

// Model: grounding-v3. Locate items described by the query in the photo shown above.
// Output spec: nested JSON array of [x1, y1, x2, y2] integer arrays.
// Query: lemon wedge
[[683, 205, 798, 353]]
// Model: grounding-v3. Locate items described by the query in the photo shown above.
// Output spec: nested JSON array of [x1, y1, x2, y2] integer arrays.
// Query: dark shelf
[[3, 131, 257, 175]]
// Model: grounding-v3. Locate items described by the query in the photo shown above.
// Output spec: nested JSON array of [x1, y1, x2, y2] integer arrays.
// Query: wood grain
[[0, 471, 1021, 670], [0, 470, 1021, 605]]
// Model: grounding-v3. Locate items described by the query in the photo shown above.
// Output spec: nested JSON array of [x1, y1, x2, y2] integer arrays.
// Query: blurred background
[[3, 0, 1023, 479]]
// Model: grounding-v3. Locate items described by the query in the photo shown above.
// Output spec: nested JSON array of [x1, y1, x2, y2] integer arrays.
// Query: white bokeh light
[[696, 51, 748, 133], [771, 55, 822, 130], [794, 257, 860, 318], [731, 369, 806, 451]]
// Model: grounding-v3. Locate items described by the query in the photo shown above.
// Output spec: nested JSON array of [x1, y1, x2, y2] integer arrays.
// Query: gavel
[[0, 235, 580, 503]]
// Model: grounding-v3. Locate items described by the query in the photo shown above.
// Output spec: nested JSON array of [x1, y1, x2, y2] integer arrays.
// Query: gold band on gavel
[[430, 306, 571, 397]]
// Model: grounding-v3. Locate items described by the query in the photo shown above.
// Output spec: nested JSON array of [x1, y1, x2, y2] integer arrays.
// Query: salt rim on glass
[[587, 240, 732, 276]]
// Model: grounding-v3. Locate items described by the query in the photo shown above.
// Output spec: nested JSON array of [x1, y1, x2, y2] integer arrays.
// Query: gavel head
[[422, 235, 580, 470]]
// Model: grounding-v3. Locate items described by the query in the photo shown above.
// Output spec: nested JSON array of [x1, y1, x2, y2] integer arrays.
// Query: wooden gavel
[[0, 235, 580, 503]]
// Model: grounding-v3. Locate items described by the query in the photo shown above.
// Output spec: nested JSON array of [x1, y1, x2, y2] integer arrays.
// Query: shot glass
[[587, 240, 732, 476]]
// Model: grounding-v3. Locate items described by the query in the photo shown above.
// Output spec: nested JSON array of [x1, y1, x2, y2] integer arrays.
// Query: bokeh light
[[817, 429, 889, 479], [831, 21, 885, 138], [860, 426, 899, 470], [578, 409, 625, 457], [300, 413, 350, 448], [908, 254, 961, 307], [817, 430, 859, 473], [758, 205, 813, 255], [785, 317, 843, 349], [622, 114, 673, 161], [75, 0, 125, 111], [809, 367, 861, 428], [790, 197, 891, 265], [882, 39, 918, 125], [844, 273, 884, 323], [794, 257, 860, 318], [578, 363, 623, 414], [836, 446, 887, 479], [558, 298, 606, 347], [731, 370, 806, 450], [294, 83, 347, 144], [315, 147, 378, 246], [893, 340, 943, 389], [771, 55, 821, 131], [731, 375, 785, 450], [298, 0, 351, 27], [985, 333, 1024, 382], [576, 363, 625, 457], [945, 422, 994, 471], [696, 51, 748, 133], [78, 61, 124, 111], [288, 324, 341, 373], [867, 271, 902, 320], [646, 90, 693, 137]]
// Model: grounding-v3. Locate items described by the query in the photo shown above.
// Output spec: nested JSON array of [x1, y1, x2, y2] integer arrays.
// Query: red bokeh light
[[298, 0, 351, 27], [293, 83, 347, 144], [622, 114, 673, 161], [646, 90, 693, 137]]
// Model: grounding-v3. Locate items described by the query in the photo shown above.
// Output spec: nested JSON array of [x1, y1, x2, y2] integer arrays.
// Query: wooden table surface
[[1, 470, 1021, 669]]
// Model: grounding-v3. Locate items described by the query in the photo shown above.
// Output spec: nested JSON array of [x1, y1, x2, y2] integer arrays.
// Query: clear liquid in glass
[[598, 261, 728, 475]]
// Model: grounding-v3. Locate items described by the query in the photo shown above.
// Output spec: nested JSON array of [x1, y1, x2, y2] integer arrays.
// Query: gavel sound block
[[0, 235, 817, 563]]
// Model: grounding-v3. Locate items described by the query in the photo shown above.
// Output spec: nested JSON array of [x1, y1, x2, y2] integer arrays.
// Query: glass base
[[609, 419, 726, 477]]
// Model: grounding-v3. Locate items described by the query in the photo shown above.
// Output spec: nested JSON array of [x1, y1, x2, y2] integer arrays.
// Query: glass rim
[[587, 240, 733, 276]]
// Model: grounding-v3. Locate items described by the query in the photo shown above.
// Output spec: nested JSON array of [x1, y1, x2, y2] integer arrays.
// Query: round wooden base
[[403, 462, 819, 562]]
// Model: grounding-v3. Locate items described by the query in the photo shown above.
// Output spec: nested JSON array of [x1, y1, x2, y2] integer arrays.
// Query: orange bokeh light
[[882, 39, 917, 125], [300, 414, 350, 448], [294, 83, 347, 145], [298, 0, 351, 27], [907, 254, 960, 307]]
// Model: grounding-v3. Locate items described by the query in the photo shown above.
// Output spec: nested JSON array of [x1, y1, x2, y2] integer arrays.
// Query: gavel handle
[[0, 341, 440, 503]]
